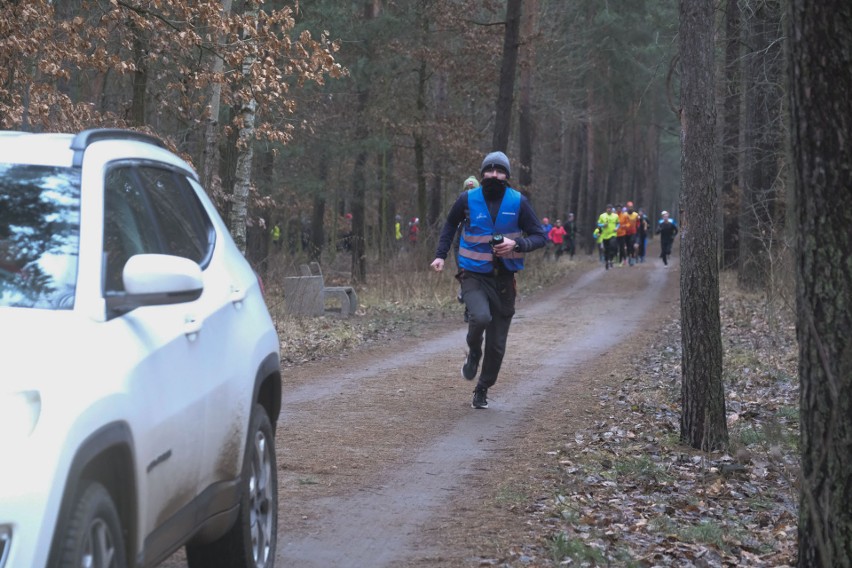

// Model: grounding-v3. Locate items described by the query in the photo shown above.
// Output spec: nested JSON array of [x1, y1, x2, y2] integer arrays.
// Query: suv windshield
[[0, 164, 81, 309]]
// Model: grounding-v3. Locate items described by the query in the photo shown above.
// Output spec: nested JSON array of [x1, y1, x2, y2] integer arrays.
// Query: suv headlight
[[0, 390, 41, 438]]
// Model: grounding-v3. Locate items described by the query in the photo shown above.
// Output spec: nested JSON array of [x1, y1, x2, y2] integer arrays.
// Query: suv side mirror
[[105, 254, 203, 316]]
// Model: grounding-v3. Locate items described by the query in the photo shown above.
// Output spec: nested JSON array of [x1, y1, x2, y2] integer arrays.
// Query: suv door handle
[[230, 286, 247, 305], [184, 316, 202, 339]]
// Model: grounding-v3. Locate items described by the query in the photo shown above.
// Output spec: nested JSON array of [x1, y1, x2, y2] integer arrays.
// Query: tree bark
[[130, 25, 147, 127], [201, 0, 232, 196], [678, 0, 727, 452], [581, 89, 595, 253], [229, 97, 256, 254], [351, 133, 368, 283], [351, 0, 379, 284], [310, 149, 329, 262], [789, 1, 852, 565], [228, 2, 258, 255], [491, 0, 522, 152], [720, 0, 741, 270], [517, 0, 536, 190]]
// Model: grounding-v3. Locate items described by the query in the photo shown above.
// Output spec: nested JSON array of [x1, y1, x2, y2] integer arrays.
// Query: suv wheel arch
[[254, 353, 281, 430], [48, 422, 137, 568]]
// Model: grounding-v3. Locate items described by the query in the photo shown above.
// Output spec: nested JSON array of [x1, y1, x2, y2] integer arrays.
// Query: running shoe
[[471, 387, 489, 409], [462, 349, 481, 380]]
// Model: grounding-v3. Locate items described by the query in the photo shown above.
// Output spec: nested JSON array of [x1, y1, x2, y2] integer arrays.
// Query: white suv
[[0, 129, 281, 568]]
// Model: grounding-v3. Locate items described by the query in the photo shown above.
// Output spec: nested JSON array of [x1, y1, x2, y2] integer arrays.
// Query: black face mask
[[481, 177, 507, 199]]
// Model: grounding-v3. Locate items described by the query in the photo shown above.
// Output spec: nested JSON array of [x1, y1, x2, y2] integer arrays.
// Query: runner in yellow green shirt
[[596, 204, 620, 270]]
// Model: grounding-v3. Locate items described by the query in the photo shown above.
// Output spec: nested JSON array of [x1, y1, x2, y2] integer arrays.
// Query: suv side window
[[103, 165, 214, 292], [103, 167, 163, 291], [135, 166, 213, 263]]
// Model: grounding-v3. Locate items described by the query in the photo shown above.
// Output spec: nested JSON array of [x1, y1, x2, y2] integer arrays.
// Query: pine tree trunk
[[643, 121, 659, 218], [351, 140, 367, 283], [517, 0, 536, 190], [678, 0, 727, 452], [492, 0, 522, 152], [351, 0, 379, 284], [721, 0, 741, 270], [310, 150, 328, 262], [586, 94, 596, 199], [414, 57, 427, 231], [789, 1, 852, 565]]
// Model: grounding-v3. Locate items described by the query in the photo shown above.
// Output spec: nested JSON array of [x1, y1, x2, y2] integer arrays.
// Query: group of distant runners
[[594, 203, 678, 269]]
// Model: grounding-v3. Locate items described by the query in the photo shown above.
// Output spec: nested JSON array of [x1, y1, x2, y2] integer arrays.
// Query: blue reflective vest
[[458, 187, 525, 273]]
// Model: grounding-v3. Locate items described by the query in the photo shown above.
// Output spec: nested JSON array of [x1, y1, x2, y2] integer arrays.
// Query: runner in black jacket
[[656, 210, 679, 266]]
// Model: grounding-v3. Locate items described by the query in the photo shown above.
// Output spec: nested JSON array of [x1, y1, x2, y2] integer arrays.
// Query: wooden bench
[[283, 262, 358, 316]]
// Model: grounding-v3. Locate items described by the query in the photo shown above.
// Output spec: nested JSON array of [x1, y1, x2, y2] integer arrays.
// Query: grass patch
[[495, 482, 530, 507], [679, 520, 727, 547], [612, 455, 671, 482], [553, 494, 580, 523], [732, 426, 766, 447], [652, 517, 727, 547], [777, 404, 799, 422], [731, 416, 797, 453], [549, 532, 606, 564]]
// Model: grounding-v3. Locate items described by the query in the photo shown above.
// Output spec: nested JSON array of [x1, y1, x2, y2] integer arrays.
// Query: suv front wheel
[[56, 481, 127, 568], [186, 404, 278, 568]]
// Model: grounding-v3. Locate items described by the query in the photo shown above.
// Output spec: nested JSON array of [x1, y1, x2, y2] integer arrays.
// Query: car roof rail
[[70, 128, 167, 167]]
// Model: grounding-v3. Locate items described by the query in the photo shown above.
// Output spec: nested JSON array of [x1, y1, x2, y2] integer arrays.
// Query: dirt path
[[162, 247, 681, 567]]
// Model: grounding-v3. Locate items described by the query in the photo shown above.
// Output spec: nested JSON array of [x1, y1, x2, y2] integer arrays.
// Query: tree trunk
[[413, 129, 426, 233], [228, 3, 259, 254], [310, 149, 328, 262], [555, 113, 569, 220], [678, 0, 727, 452], [202, 0, 232, 196], [789, 1, 852, 565], [581, 90, 595, 253], [414, 58, 427, 232], [492, 0, 522, 152], [229, 98, 256, 254], [643, 121, 659, 218], [130, 26, 147, 127], [721, 0, 741, 270], [428, 71, 448, 231], [737, 0, 784, 291], [573, 126, 587, 249], [351, 0, 379, 284], [351, 138, 368, 283], [428, 169, 443, 238], [517, 0, 536, 190], [379, 146, 395, 261]]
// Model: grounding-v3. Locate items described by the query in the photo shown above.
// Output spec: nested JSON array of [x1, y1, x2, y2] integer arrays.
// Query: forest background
[[1, 0, 699, 284]]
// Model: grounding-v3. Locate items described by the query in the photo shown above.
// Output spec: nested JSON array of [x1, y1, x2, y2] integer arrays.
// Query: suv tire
[[56, 481, 127, 568], [186, 404, 278, 568]]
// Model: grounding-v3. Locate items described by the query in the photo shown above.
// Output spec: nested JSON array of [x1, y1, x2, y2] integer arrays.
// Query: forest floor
[[162, 241, 799, 567]]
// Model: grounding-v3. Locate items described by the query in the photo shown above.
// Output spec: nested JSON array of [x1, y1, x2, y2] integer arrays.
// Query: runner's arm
[[514, 197, 547, 252], [434, 192, 469, 259]]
